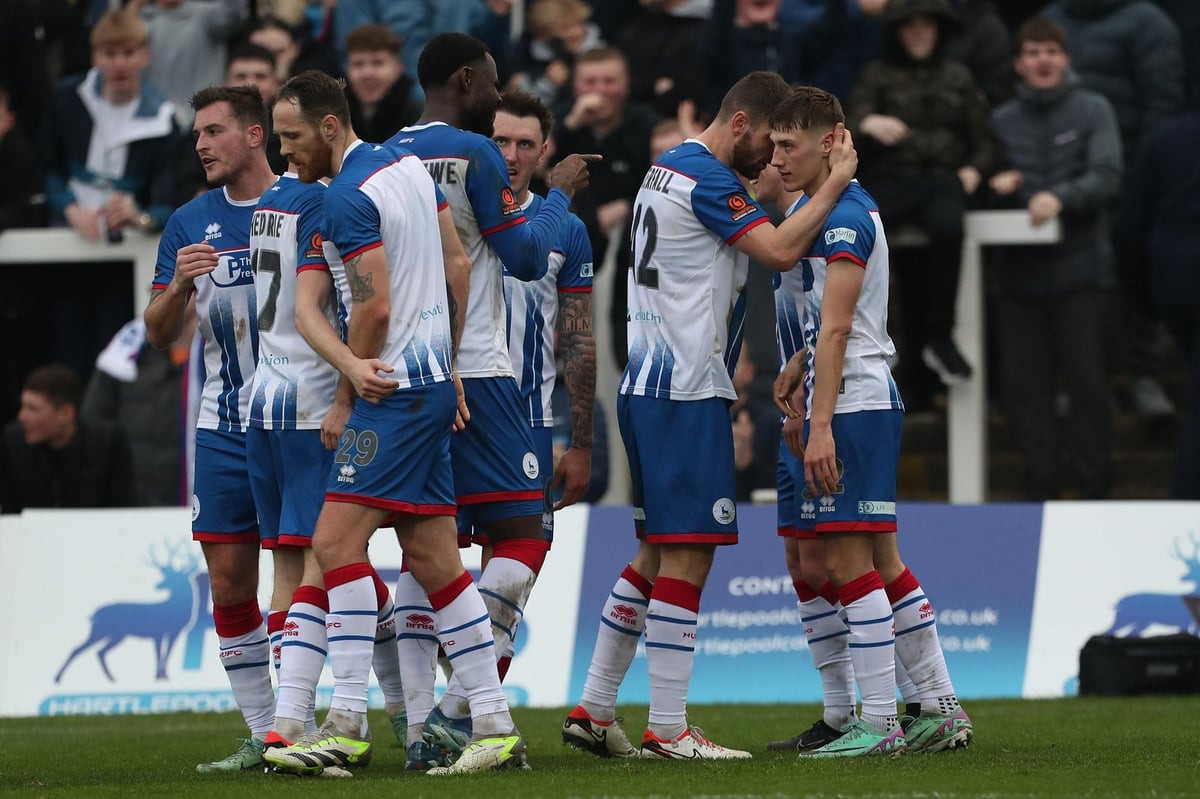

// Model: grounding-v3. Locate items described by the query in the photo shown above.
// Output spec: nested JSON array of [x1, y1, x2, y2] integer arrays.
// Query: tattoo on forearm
[[446, 280, 459, 357], [560, 294, 596, 449], [345, 254, 376, 303]]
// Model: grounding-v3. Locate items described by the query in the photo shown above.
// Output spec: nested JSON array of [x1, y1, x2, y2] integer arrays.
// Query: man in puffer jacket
[[847, 0, 996, 406], [988, 16, 1122, 500]]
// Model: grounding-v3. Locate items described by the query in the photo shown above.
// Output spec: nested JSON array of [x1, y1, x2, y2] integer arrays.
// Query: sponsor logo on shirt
[[304, 231, 324, 259], [727, 194, 757, 222], [500, 187, 521, 216], [824, 227, 857, 245], [579, 261, 594, 278], [204, 222, 222, 241]]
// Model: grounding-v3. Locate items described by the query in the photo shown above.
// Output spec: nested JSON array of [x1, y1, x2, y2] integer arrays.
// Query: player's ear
[[321, 113, 338, 142], [730, 110, 749, 136]]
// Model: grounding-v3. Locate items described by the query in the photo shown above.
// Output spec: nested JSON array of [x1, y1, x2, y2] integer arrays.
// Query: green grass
[[2, 698, 1199, 797]]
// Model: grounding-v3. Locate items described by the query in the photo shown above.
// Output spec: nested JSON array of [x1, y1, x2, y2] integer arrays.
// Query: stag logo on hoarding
[[1103, 532, 1200, 637], [55, 542, 201, 683]]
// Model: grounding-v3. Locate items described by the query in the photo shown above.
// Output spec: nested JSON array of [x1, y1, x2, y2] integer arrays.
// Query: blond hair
[[90, 9, 148, 51]]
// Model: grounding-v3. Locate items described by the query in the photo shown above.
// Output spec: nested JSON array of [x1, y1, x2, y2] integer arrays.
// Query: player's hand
[[803, 421, 838, 497], [827, 123, 858, 185], [550, 153, 602, 197], [859, 114, 909, 146], [773, 349, 808, 419], [65, 203, 102, 240], [346, 357, 399, 403], [551, 445, 591, 510], [1028, 191, 1062, 227], [171, 243, 219, 294], [320, 398, 352, 450], [782, 415, 806, 459], [989, 169, 1023, 196], [452, 370, 470, 431]]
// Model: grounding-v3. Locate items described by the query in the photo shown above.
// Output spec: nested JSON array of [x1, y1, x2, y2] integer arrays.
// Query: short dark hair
[[226, 41, 276, 73], [346, 23, 404, 57], [418, 32, 490, 91], [275, 69, 351, 127], [769, 86, 845, 133], [498, 89, 555, 141], [1015, 16, 1068, 53], [191, 85, 271, 135], [716, 71, 792, 126], [23, 365, 82, 410]]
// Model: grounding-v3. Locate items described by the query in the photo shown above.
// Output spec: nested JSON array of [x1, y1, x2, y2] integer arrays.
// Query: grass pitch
[[2, 697, 1198, 797]]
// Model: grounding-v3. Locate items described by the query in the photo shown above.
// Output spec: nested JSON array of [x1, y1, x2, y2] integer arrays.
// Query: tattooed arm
[[145, 243, 215, 349], [339, 247, 399, 403], [551, 290, 596, 509]]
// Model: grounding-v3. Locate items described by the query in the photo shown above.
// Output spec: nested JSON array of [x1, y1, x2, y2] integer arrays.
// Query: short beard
[[462, 104, 495, 138], [731, 137, 765, 181]]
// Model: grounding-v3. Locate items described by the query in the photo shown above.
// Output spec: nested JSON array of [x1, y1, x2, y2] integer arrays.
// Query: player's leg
[[562, 540, 657, 758], [875, 534, 972, 753], [769, 444, 854, 752], [629, 396, 748, 761], [563, 391, 654, 758], [398, 513, 528, 774], [804, 411, 905, 758], [393, 554, 442, 770], [193, 429, 272, 774]]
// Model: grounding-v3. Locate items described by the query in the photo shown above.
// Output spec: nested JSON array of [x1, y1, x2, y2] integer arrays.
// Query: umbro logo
[[204, 222, 222, 241]]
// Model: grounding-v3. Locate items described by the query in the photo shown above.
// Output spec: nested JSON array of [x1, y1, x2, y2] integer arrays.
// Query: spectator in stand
[[509, 0, 604, 113], [248, 16, 305, 82], [81, 311, 196, 507], [0, 83, 41, 231], [847, 0, 995, 408], [335, 0, 431, 94], [988, 16, 1121, 500], [555, 47, 660, 368], [1152, 0, 1200, 107], [780, 0, 888, 103], [702, 0, 847, 118], [0, 365, 134, 513], [343, 23, 422, 142], [944, 0, 1014, 106], [615, 0, 707, 120], [1041, 0, 1185, 420], [1120, 109, 1200, 498], [40, 8, 180, 379], [133, 0, 250, 127]]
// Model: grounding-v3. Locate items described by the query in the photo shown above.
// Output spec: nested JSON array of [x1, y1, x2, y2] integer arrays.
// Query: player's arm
[[145, 218, 216, 349], [437, 204, 470, 357], [293, 268, 363, 447], [474, 141, 599, 281], [735, 125, 859, 272], [340, 246, 399, 403], [553, 289, 596, 509], [804, 257, 863, 496]]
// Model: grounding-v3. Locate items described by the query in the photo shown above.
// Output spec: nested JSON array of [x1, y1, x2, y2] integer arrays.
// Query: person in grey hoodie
[[988, 15, 1122, 500]]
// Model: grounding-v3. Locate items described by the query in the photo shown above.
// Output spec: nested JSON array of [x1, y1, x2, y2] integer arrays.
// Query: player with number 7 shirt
[[563, 71, 859, 761]]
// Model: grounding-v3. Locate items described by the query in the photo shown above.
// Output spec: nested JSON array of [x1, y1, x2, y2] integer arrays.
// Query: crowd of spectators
[[1, 0, 1198, 508]]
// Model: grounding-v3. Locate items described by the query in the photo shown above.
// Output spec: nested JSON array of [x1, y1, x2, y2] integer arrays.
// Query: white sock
[[580, 564, 652, 720], [645, 577, 700, 740], [797, 593, 855, 729], [888, 569, 958, 715], [839, 571, 897, 733], [268, 610, 286, 679], [275, 586, 328, 729], [430, 572, 511, 735], [895, 653, 920, 709], [213, 601, 275, 739], [370, 576, 404, 708], [394, 570, 439, 744], [324, 565, 379, 719], [439, 553, 538, 719]]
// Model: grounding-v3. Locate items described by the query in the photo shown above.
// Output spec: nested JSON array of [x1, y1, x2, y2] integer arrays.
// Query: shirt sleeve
[[690, 164, 771, 244], [151, 212, 189, 290], [465, 136, 526, 236], [556, 213, 594, 293], [295, 189, 328, 273], [323, 183, 383, 261], [820, 201, 876, 268]]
